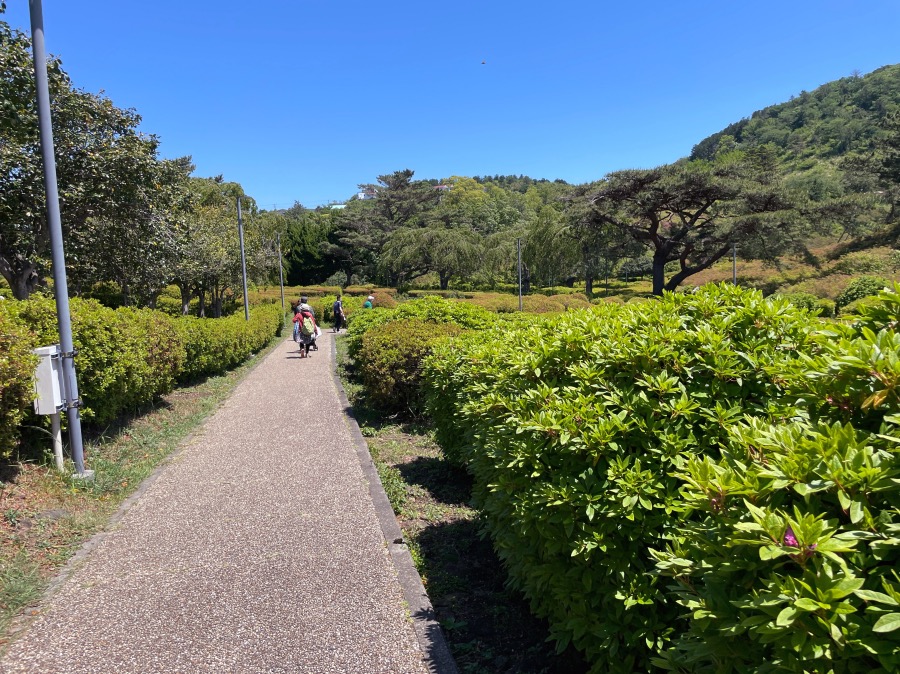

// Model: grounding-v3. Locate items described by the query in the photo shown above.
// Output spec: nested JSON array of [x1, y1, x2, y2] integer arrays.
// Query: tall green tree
[[590, 151, 803, 295], [381, 225, 481, 290], [0, 19, 177, 299]]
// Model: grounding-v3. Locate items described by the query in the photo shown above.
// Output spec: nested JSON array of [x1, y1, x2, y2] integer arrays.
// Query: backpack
[[300, 310, 315, 336]]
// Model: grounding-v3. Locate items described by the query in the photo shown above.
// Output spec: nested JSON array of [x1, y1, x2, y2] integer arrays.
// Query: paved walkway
[[0, 332, 449, 673]]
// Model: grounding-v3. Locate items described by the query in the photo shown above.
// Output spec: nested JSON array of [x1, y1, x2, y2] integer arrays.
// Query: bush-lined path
[[0, 333, 447, 674]]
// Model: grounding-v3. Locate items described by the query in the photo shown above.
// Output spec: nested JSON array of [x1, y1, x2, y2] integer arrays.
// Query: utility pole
[[29, 0, 90, 478], [276, 232, 285, 311], [517, 238, 523, 311], [237, 196, 250, 321], [732, 243, 737, 285]]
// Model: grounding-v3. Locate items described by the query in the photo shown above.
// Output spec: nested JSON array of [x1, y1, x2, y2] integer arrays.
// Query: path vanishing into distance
[[0, 333, 455, 674]]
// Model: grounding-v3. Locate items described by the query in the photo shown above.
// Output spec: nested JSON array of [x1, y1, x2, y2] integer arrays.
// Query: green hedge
[[652, 284, 900, 672], [1, 297, 185, 424], [358, 319, 461, 414], [0, 299, 283, 452], [175, 302, 283, 383], [0, 312, 39, 458], [345, 296, 499, 360], [421, 285, 833, 672], [836, 276, 890, 314]]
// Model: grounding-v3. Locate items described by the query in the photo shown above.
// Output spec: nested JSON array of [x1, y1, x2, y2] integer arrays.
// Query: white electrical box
[[33, 345, 63, 415]]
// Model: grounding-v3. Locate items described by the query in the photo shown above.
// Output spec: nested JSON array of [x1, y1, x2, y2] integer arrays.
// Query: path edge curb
[[329, 336, 459, 674]]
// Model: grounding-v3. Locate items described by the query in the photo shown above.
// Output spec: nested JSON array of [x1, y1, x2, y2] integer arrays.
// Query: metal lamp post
[[29, 0, 90, 478], [276, 232, 285, 311], [237, 196, 250, 321]]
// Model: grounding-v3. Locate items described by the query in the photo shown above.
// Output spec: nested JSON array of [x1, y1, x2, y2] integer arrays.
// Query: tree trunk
[[439, 272, 450, 291], [179, 283, 192, 316], [652, 254, 667, 296], [522, 264, 531, 295], [213, 287, 222, 318], [585, 274, 594, 297], [0, 257, 41, 300], [198, 288, 206, 318]]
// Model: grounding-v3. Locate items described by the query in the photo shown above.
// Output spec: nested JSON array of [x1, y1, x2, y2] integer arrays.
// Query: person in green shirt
[[363, 295, 374, 309]]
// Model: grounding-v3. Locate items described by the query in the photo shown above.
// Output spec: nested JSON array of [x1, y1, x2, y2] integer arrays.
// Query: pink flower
[[783, 527, 798, 547]]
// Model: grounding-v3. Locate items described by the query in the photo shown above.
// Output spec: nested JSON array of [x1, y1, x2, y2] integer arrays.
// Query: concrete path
[[0, 332, 449, 673]]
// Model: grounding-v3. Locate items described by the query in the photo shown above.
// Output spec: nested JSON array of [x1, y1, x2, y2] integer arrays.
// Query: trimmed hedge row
[[0, 313, 39, 458], [358, 318, 461, 414], [0, 298, 283, 451], [421, 283, 900, 673], [175, 302, 283, 382], [345, 296, 503, 360]]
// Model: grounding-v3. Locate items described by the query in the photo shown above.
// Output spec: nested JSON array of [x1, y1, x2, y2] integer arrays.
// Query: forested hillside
[[691, 64, 900, 165]]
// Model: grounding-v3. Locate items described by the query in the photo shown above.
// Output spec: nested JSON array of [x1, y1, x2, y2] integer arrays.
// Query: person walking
[[332, 295, 346, 332]]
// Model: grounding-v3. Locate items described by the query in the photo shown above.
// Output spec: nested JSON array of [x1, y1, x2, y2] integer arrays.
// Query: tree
[[381, 226, 481, 290], [564, 183, 641, 295], [0, 20, 178, 299], [66, 156, 192, 307], [589, 152, 803, 295]]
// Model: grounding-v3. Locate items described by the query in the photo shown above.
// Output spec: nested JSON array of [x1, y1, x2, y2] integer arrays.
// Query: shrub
[[831, 251, 888, 275], [175, 303, 283, 383], [836, 276, 890, 314], [343, 285, 397, 297], [1, 297, 185, 424], [652, 284, 900, 672], [774, 291, 822, 312], [345, 296, 496, 360], [422, 285, 820, 672], [816, 298, 836, 317], [0, 313, 38, 458], [82, 281, 125, 308], [359, 319, 461, 414], [372, 290, 396, 309]]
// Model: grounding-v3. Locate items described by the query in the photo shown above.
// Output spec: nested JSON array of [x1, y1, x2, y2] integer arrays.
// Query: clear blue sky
[[5, 1, 900, 209]]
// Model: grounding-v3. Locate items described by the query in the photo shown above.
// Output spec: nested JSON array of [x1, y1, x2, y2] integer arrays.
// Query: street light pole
[[517, 237, 523, 311], [276, 232, 285, 311], [732, 243, 737, 285], [237, 196, 250, 321], [29, 0, 90, 478]]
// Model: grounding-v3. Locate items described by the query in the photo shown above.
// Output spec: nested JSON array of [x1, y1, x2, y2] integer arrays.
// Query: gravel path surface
[[0, 332, 430, 673]]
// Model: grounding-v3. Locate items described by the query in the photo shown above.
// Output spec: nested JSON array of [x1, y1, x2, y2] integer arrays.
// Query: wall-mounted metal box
[[33, 344, 63, 415]]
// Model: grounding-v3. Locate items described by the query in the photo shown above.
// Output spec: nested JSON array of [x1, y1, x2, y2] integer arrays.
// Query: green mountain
[[691, 64, 900, 169]]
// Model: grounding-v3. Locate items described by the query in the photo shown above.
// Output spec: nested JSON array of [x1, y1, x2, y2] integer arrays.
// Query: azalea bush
[[358, 318, 461, 414], [345, 296, 498, 359], [423, 285, 820, 672], [652, 285, 900, 672]]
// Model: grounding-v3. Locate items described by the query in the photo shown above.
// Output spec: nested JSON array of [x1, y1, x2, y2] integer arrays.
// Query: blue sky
[[5, 1, 900, 209]]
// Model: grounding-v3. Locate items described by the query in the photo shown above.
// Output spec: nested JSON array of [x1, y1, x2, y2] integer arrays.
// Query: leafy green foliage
[[359, 319, 461, 414], [836, 276, 891, 314], [0, 312, 37, 457], [421, 284, 900, 672], [1, 297, 184, 424], [175, 303, 283, 383], [345, 296, 497, 360], [0, 299, 282, 429], [422, 285, 829, 671], [652, 285, 900, 672]]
